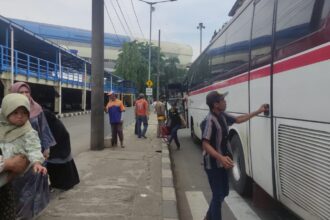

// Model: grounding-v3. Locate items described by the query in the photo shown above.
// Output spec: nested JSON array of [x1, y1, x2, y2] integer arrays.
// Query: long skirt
[[0, 183, 16, 220], [47, 159, 80, 190]]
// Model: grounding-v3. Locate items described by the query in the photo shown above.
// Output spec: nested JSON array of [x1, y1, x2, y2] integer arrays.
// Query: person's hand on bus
[[219, 155, 234, 169], [258, 104, 269, 114]]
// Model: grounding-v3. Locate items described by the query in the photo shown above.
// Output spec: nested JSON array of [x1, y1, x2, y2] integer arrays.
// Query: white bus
[[187, 0, 330, 219]]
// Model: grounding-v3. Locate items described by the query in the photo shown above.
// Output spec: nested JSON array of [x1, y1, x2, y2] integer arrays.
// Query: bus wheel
[[230, 134, 252, 196], [190, 118, 195, 138], [190, 118, 199, 143]]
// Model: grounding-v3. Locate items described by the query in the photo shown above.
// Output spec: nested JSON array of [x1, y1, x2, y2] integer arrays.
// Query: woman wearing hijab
[[9, 82, 53, 218], [9, 82, 56, 157], [43, 109, 80, 190]]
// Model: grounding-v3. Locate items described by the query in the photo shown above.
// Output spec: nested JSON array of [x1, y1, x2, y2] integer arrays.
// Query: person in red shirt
[[105, 92, 125, 147], [135, 93, 149, 138]]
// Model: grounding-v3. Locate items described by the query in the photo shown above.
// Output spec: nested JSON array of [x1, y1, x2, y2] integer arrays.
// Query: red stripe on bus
[[250, 66, 271, 80], [274, 45, 330, 74], [189, 45, 330, 96]]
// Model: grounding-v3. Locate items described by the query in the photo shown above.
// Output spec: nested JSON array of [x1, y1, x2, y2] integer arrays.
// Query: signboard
[[146, 80, 153, 88], [146, 87, 153, 96]]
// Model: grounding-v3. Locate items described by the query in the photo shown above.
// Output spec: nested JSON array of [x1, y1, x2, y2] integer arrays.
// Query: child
[[0, 93, 46, 187]]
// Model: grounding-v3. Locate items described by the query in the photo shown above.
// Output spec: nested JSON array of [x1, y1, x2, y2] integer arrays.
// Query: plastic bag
[[13, 168, 50, 219]]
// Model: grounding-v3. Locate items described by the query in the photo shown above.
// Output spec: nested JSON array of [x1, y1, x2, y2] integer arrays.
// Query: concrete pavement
[[37, 113, 178, 220]]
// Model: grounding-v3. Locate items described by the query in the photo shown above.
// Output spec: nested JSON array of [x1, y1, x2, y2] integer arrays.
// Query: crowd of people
[[1, 82, 268, 220], [0, 82, 80, 220]]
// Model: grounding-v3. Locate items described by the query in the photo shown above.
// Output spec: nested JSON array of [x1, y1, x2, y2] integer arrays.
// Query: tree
[[115, 41, 188, 95], [114, 41, 148, 93]]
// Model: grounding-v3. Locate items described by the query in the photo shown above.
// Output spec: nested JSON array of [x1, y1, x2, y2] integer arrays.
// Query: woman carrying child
[[0, 93, 48, 219]]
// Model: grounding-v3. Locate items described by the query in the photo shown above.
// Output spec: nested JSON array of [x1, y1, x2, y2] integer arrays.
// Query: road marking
[[185, 191, 209, 220], [225, 190, 261, 220]]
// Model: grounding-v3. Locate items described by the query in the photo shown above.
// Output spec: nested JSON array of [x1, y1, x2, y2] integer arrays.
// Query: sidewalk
[[37, 114, 178, 220]]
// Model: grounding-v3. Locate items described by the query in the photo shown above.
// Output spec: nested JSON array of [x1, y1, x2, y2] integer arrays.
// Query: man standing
[[135, 93, 149, 138], [202, 91, 268, 220], [105, 92, 125, 147], [155, 96, 166, 138]]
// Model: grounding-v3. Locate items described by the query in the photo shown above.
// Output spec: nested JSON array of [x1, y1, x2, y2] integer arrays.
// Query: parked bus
[[187, 1, 330, 219]]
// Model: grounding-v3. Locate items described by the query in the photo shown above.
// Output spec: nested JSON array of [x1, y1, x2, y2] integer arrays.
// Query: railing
[[104, 82, 136, 94], [0, 44, 136, 94]]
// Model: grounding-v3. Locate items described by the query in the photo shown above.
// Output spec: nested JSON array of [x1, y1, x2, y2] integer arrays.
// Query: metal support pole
[[58, 51, 62, 115], [197, 22, 205, 54], [83, 63, 87, 111], [148, 4, 153, 81], [10, 26, 14, 85], [157, 29, 160, 101], [110, 75, 113, 91], [91, 0, 104, 150]]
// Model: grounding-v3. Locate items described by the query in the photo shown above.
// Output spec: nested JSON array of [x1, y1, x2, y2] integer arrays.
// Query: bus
[[187, 1, 330, 219]]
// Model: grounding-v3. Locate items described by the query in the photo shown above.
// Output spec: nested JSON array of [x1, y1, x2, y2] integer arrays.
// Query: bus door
[[165, 83, 187, 128], [248, 0, 275, 197]]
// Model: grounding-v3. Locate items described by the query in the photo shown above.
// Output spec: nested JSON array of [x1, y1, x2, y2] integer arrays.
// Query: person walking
[[155, 96, 166, 138], [167, 102, 182, 150], [105, 92, 126, 147], [135, 93, 149, 138], [202, 91, 268, 220]]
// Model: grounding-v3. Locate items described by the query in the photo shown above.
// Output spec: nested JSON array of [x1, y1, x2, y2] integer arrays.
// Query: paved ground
[[37, 113, 178, 220]]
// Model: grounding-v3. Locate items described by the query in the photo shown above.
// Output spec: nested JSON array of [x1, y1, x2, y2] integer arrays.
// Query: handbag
[[160, 125, 170, 137]]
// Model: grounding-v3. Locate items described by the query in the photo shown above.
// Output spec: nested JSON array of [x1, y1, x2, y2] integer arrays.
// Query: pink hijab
[[9, 82, 43, 118]]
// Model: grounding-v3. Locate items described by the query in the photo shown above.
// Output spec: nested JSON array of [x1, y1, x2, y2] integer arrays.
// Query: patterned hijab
[[0, 93, 33, 143], [9, 82, 43, 118]]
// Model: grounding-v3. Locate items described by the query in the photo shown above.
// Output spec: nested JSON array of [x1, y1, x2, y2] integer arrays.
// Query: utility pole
[[157, 29, 160, 101], [138, 0, 177, 82], [197, 22, 205, 54], [91, 0, 104, 150]]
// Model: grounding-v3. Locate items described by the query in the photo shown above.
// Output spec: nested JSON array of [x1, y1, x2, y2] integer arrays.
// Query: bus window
[[275, 0, 318, 59], [251, 0, 275, 69], [321, 0, 330, 24], [209, 32, 227, 77], [223, 3, 253, 78]]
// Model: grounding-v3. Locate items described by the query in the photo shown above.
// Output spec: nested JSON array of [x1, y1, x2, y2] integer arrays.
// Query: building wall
[[12, 19, 193, 69]]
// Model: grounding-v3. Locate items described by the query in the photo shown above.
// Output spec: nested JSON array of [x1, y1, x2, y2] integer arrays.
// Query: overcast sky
[[0, 0, 236, 61]]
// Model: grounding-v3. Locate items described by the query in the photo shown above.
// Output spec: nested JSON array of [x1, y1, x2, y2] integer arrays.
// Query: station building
[[11, 19, 193, 70]]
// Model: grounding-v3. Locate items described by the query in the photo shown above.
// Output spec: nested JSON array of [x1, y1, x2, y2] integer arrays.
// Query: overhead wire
[[115, 0, 134, 38], [104, 1, 122, 43], [108, 0, 130, 38], [130, 0, 146, 39]]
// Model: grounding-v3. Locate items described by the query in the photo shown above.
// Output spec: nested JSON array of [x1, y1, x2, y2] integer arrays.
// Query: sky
[[0, 0, 236, 61]]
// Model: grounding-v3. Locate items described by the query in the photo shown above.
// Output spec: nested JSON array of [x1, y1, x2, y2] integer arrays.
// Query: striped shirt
[[202, 112, 235, 169]]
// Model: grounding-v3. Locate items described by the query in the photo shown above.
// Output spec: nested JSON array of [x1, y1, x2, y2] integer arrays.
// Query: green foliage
[[114, 40, 187, 94]]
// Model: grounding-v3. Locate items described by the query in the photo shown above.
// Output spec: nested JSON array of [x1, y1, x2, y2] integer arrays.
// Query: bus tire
[[190, 118, 199, 143], [229, 134, 252, 196]]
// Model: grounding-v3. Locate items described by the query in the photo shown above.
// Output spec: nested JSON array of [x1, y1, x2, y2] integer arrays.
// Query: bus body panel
[[249, 65, 273, 196], [273, 46, 330, 123], [187, 1, 330, 219], [275, 118, 330, 220]]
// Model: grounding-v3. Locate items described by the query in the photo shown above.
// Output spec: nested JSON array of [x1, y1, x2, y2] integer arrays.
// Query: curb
[[162, 142, 179, 220], [56, 110, 91, 118]]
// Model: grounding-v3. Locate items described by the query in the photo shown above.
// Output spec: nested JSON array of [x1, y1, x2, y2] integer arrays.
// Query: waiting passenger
[[0, 93, 48, 219]]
